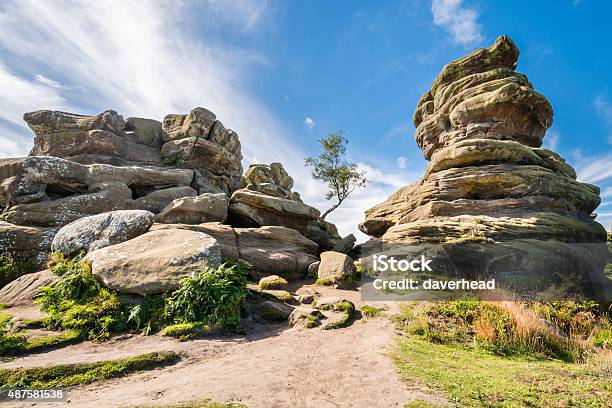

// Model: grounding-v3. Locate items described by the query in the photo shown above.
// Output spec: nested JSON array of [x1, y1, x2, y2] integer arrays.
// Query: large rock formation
[[228, 163, 320, 233], [359, 36, 610, 299], [0, 107, 243, 267]]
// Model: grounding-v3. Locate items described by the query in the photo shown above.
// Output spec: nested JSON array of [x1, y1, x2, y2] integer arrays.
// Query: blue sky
[[0, 0, 611, 240]]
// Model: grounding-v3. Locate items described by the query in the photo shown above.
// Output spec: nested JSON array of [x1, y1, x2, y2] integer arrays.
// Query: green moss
[[393, 338, 611, 408], [447, 234, 493, 244], [322, 301, 355, 330], [1, 329, 81, 357], [0, 351, 179, 388], [0, 253, 35, 288], [405, 400, 439, 408], [361, 305, 383, 318], [161, 322, 211, 341], [258, 276, 288, 290], [261, 290, 293, 302], [315, 277, 338, 286]]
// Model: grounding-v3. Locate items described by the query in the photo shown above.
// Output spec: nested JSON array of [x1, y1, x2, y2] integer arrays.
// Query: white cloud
[[0, 0, 400, 241], [594, 95, 612, 143], [574, 152, 612, 185], [303, 117, 315, 128], [0, 63, 73, 157], [397, 156, 409, 169], [34, 74, 62, 89], [316, 162, 420, 242], [543, 129, 560, 151], [431, 0, 484, 46]]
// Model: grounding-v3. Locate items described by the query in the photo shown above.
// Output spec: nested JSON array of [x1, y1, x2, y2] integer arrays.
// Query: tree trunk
[[320, 201, 341, 221]]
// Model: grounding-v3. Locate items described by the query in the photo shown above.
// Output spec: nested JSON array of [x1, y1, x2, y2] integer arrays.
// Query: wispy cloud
[[397, 156, 409, 169], [431, 0, 484, 46], [0, 0, 404, 241], [543, 129, 560, 151], [0, 63, 73, 157], [594, 95, 612, 143], [303, 117, 315, 128]]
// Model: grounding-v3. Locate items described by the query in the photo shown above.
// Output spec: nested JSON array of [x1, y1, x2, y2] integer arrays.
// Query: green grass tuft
[[0, 351, 179, 388], [361, 304, 383, 318]]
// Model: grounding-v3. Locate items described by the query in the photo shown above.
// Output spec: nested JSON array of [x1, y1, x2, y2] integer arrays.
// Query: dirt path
[[2, 288, 428, 407]]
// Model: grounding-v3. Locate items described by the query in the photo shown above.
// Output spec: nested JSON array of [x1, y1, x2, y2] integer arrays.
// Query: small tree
[[305, 131, 367, 220]]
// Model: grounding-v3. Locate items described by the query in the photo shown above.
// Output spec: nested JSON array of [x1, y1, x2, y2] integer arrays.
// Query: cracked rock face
[[359, 35, 609, 299]]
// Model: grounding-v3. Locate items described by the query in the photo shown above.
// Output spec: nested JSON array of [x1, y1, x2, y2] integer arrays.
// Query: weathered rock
[[359, 35, 610, 299], [0, 270, 58, 306], [125, 117, 163, 148], [148, 223, 318, 279], [241, 163, 295, 199], [295, 287, 319, 304], [24, 110, 163, 165], [304, 219, 342, 251], [1, 183, 133, 227], [332, 234, 356, 254], [51, 210, 154, 256], [317, 252, 355, 284], [234, 226, 319, 280], [308, 261, 320, 277], [155, 193, 228, 224], [259, 300, 293, 322], [162, 107, 216, 142], [132, 186, 197, 213], [229, 190, 320, 233], [86, 228, 222, 295], [289, 307, 322, 326], [0, 222, 57, 268], [160, 107, 242, 193], [259, 275, 288, 289], [149, 222, 240, 260]]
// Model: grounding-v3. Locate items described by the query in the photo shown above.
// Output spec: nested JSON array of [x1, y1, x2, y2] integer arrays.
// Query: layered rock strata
[[359, 36, 609, 298]]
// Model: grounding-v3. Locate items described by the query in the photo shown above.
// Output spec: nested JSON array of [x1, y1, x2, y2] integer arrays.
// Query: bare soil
[[1, 287, 434, 408]]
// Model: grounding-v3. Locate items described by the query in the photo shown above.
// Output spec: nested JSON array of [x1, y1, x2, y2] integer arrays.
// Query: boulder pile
[[359, 36, 610, 299], [0, 105, 350, 300]]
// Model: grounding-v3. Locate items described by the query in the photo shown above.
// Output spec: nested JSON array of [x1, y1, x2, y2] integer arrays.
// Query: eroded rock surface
[[51, 210, 154, 256], [86, 228, 222, 295], [359, 35, 609, 299]]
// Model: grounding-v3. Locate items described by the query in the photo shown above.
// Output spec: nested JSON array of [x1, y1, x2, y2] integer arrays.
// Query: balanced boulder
[[358, 35, 610, 299], [86, 228, 222, 295]]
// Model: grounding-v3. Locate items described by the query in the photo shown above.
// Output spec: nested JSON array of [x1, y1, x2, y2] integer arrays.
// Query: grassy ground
[[394, 301, 612, 407], [0, 351, 179, 388], [394, 338, 611, 407]]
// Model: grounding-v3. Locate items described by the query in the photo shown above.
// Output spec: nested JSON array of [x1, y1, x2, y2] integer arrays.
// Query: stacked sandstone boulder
[[359, 36, 610, 299], [0, 106, 337, 299]]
